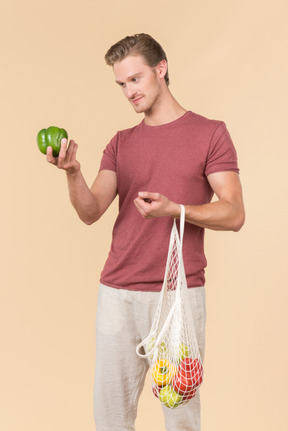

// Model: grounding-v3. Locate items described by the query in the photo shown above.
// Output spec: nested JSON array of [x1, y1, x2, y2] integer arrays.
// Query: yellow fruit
[[152, 359, 176, 387]]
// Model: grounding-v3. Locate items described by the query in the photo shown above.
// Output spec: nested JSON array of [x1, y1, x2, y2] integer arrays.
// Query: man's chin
[[130, 98, 148, 114], [131, 105, 145, 114]]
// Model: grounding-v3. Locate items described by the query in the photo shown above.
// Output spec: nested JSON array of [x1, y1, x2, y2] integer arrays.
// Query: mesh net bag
[[136, 205, 203, 408]]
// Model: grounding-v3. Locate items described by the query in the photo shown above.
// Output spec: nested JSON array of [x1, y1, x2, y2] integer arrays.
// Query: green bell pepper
[[37, 126, 68, 156]]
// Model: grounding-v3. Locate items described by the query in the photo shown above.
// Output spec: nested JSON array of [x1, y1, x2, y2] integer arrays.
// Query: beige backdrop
[[1, 0, 287, 430]]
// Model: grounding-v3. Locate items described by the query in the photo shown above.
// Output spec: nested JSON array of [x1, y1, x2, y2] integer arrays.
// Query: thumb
[[138, 191, 158, 199]]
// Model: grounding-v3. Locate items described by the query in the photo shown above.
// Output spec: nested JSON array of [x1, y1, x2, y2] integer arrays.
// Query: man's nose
[[125, 84, 137, 99]]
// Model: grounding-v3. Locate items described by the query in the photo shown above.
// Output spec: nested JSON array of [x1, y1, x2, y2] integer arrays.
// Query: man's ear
[[155, 59, 168, 80]]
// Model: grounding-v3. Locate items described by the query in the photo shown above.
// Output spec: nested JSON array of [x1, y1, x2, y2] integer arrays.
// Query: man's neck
[[144, 89, 187, 126]]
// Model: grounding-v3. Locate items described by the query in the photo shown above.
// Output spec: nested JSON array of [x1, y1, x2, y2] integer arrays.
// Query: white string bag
[[136, 205, 203, 408]]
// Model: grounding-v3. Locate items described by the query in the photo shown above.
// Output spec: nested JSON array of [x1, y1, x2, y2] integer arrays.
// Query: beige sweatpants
[[93, 283, 206, 431]]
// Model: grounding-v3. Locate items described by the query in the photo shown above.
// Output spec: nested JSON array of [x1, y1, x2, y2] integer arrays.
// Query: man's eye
[[132, 77, 138, 82]]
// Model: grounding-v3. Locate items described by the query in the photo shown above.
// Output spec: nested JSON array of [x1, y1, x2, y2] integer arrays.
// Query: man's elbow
[[232, 209, 245, 232], [83, 217, 96, 225], [79, 210, 101, 225]]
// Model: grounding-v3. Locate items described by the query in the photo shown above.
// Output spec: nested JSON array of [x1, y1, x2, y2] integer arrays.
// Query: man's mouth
[[131, 96, 143, 104]]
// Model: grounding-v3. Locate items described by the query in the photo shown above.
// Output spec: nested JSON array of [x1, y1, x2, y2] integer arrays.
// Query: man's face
[[113, 55, 164, 114]]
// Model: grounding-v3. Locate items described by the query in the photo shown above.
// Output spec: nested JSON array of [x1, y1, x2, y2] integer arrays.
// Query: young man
[[47, 34, 245, 431]]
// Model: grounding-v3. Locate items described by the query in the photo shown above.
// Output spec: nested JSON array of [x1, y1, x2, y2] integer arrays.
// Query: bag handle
[[135, 299, 179, 358], [136, 205, 186, 359], [179, 204, 185, 251]]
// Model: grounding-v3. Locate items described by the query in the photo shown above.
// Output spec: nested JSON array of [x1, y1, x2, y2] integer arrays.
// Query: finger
[[46, 146, 56, 164], [73, 142, 78, 156], [57, 138, 71, 169], [134, 197, 153, 218], [66, 140, 78, 163], [138, 191, 160, 201], [58, 138, 68, 160], [66, 139, 75, 154], [134, 198, 147, 217]]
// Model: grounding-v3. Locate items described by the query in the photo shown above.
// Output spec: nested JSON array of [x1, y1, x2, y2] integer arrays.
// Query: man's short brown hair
[[105, 33, 170, 86]]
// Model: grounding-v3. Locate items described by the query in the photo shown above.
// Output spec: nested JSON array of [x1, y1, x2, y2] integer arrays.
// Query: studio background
[[1, 0, 287, 430]]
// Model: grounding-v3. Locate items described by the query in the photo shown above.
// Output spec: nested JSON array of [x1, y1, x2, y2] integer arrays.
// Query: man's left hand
[[134, 192, 181, 219]]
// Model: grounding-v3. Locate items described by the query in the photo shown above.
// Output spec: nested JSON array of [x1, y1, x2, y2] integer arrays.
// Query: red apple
[[172, 357, 203, 398], [172, 373, 194, 396], [179, 358, 203, 388]]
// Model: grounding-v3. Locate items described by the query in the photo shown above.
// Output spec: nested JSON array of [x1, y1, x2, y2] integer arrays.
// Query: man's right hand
[[46, 138, 80, 174]]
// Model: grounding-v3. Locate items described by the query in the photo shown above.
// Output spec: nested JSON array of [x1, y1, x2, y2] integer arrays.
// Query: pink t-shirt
[[99, 111, 239, 292]]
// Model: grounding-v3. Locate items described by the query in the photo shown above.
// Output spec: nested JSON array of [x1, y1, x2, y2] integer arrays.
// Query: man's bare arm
[[133, 171, 245, 232], [47, 138, 117, 225]]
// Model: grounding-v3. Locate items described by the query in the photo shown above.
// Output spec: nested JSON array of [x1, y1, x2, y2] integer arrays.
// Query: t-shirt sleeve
[[99, 133, 118, 172], [205, 122, 239, 176]]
